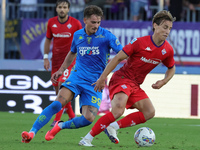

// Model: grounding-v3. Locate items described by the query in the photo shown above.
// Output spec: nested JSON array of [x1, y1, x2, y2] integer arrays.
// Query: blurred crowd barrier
[[1, 2, 200, 62]]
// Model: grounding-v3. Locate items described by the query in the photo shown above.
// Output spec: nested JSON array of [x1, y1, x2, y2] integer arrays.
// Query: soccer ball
[[134, 127, 155, 147]]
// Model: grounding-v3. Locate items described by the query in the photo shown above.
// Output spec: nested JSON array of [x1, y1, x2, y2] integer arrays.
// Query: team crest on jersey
[[130, 38, 137, 44], [161, 49, 166, 55], [121, 84, 127, 89], [67, 23, 72, 29], [87, 37, 92, 44]]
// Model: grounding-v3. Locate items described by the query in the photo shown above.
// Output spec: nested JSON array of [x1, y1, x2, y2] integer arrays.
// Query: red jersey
[[46, 16, 82, 68], [116, 35, 175, 85]]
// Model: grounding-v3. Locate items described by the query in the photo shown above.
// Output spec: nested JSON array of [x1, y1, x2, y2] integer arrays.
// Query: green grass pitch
[[0, 111, 200, 150]]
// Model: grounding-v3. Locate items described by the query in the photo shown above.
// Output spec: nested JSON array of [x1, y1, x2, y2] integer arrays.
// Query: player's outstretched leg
[[45, 121, 63, 141], [104, 125, 119, 144], [50, 108, 64, 127], [21, 131, 34, 143], [21, 101, 62, 143], [46, 115, 92, 141]]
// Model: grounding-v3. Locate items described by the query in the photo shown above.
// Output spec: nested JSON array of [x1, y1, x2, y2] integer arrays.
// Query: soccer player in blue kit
[[21, 5, 123, 143]]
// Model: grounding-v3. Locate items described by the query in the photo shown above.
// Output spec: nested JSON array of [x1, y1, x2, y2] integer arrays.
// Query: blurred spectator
[[7, 0, 20, 19], [183, 0, 200, 21], [38, 0, 45, 18], [85, 0, 107, 10], [166, 0, 183, 21], [45, 0, 56, 18], [105, 0, 127, 20], [184, 0, 200, 11], [130, 0, 148, 21], [20, 0, 37, 18], [69, 0, 85, 20]]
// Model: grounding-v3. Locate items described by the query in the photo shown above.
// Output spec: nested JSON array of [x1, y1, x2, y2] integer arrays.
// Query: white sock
[[109, 121, 120, 130], [58, 122, 63, 129], [85, 133, 94, 141]]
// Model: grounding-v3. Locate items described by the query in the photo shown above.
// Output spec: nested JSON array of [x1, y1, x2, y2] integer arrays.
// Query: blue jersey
[[70, 26, 122, 83]]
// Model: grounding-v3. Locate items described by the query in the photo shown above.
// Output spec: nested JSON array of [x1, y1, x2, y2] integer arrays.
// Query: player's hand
[[44, 59, 50, 71], [51, 70, 62, 84], [92, 77, 106, 92], [151, 80, 166, 89]]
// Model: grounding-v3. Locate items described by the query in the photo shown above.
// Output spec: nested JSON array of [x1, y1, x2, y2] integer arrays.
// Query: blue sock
[[30, 101, 62, 134], [62, 115, 92, 129]]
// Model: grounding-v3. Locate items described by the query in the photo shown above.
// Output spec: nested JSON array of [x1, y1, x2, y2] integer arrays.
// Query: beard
[[58, 13, 67, 19]]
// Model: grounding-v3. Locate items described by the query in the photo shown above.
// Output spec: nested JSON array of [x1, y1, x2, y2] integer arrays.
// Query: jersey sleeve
[[108, 32, 123, 53], [162, 47, 175, 68], [46, 19, 52, 39], [123, 38, 139, 56]]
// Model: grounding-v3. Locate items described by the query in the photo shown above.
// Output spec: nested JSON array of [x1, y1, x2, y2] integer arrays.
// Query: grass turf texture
[[0, 111, 200, 150]]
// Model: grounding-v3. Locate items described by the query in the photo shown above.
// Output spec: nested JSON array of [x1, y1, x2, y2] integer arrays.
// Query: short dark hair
[[56, 0, 70, 8], [152, 10, 176, 32], [84, 5, 103, 18]]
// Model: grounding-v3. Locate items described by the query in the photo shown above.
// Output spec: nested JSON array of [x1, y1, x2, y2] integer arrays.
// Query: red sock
[[65, 102, 75, 119], [117, 112, 146, 128], [54, 107, 64, 121], [90, 112, 115, 137]]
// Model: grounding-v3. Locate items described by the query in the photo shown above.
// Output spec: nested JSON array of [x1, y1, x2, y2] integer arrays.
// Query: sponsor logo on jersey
[[130, 38, 137, 44], [53, 32, 71, 38], [145, 47, 152, 51], [52, 24, 57, 28], [161, 49, 166, 55], [140, 57, 161, 64], [79, 46, 100, 56], [67, 23, 72, 29]]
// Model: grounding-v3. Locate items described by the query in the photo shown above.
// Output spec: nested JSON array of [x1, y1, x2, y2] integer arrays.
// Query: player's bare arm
[[51, 51, 76, 83], [59, 51, 76, 72], [152, 65, 175, 89], [93, 50, 128, 92], [43, 38, 51, 71]]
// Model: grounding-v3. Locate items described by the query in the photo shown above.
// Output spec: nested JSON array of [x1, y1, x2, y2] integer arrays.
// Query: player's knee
[[111, 108, 125, 119], [144, 108, 155, 120], [149, 109, 155, 119]]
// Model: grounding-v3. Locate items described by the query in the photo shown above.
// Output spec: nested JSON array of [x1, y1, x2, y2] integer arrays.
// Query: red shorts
[[51, 64, 74, 87], [109, 73, 148, 109]]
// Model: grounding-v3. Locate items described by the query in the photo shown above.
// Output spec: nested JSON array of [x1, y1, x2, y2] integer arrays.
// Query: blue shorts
[[61, 73, 102, 113]]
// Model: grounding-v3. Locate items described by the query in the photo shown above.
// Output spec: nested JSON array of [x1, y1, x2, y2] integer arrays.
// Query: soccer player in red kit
[[79, 10, 176, 146], [43, 0, 82, 126]]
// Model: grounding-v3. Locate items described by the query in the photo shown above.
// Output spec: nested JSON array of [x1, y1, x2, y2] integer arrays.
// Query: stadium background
[[0, 0, 200, 119]]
